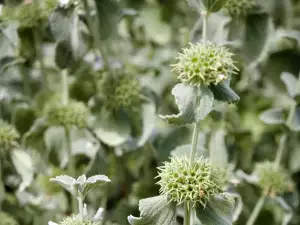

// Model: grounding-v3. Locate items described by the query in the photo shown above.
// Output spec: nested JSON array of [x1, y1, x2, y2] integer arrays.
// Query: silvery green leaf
[[11, 149, 34, 192], [80, 175, 110, 198], [259, 108, 284, 125], [93, 109, 131, 147], [196, 193, 235, 225], [287, 107, 300, 131], [76, 175, 87, 186], [93, 208, 104, 221], [208, 80, 240, 104], [195, 86, 214, 121], [159, 83, 198, 126], [209, 129, 228, 168], [137, 100, 156, 147], [128, 195, 178, 225], [280, 72, 299, 98], [50, 175, 77, 195], [225, 192, 243, 222], [201, 0, 229, 12], [274, 197, 293, 225], [236, 170, 259, 184], [48, 222, 58, 225]]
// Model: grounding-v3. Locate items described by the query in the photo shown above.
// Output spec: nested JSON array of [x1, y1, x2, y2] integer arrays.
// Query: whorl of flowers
[[224, 0, 257, 17], [98, 73, 141, 111], [156, 156, 225, 208], [50, 215, 100, 225], [0, 211, 19, 225], [254, 161, 292, 196], [0, 1, 57, 28], [172, 41, 238, 87], [45, 101, 89, 128], [0, 120, 19, 154]]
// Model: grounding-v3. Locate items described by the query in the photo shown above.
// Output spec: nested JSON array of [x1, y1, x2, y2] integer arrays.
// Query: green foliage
[[56, 215, 100, 225], [224, 0, 257, 17], [0, 120, 19, 154], [0, 211, 19, 225]]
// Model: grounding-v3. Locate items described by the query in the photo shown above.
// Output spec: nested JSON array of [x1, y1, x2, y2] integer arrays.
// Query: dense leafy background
[[1, 0, 300, 224]]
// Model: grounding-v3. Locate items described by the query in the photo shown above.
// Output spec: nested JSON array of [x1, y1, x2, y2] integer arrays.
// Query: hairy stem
[[61, 69, 69, 106], [274, 134, 287, 169], [82, 0, 110, 71], [246, 195, 266, 225], [184, 202, 192, 225], [202, 11, 208, 42], [189, 122, 201, 167], [77, 197, 84, 219]]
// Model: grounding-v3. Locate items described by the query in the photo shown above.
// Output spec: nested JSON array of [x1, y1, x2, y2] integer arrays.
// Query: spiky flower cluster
[[54, 215, 100, 225], [224, 0, 257, 17], [172, 41, 238, 87], [0, 211, 19, 225], [45, 101, 89, 128], [98, 73, 141, 111], [156, 156, 225, 208], [1, 1, 57, 28], [0, 120, 19, 155], [254, 161, 292, 196]]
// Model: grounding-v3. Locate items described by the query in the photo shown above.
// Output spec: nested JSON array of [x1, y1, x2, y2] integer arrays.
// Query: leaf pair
[[160, 81, 239, 126], [128, 193, 235, 225]]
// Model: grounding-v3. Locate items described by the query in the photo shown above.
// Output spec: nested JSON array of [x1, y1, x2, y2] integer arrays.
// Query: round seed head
[[156, 156, 225, 208], [0, 211, 19, 225], [45, 101, 90, 128], [224, 0, 257, 17], [0, 120, 20, 155], [99, 73, 141, 111], [58, 216, 100, 225], [254, 161, 292, 196], [172, 41, 238, 87]]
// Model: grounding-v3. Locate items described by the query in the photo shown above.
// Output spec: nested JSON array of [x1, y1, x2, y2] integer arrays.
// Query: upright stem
[[246, 195, 266, 225], [274, 134, 287, 169], [189, 122, 201, 167], [21, 65, 32, 97], [61, 69, 69, 106], [202, 11, 208, 42], [77, 197, 84, 219], [33, 28, 48, 88], [184, 203, 193, 225], [82, 0, 111, 71]]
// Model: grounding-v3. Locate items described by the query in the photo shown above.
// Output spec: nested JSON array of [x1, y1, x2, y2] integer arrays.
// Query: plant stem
[[21, 65, 32, 97], [65, 126, 76, 213], [82, 0, 111, 71], [33, 28, 48, 88], [77, 197, 84, 219], [274, 134, 287, 169], [202, 11, 208, 42], [61, 69, 69, 105], [0, 157, 3, 210], [184, 202, 193, 225], [189, 122, 201, 167], [246, 195, 266, 225]]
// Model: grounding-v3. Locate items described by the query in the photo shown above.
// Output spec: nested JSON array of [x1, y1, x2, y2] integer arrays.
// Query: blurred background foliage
[[0, 0, 300, 224]]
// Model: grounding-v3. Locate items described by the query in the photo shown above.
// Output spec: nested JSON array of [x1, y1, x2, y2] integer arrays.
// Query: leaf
[[274, 197, 293, 225], [259, 108, 284, 125], [201, 0, 229, 13], [128, 195, 178, 225], [196, 86, 214, 122], [280, 72, 299, 98], [208, 79, 240, 103], [137, 101, 156, 147], [50, 175, 76, 195], [80, 175, 111, 198], [94, 0, 120, 40], [209, 129, 228, 168], [159, 83, 198, 125], [196, 193, 235, 225], [93, 109, 131, 147], [11, 149, 34, 192]]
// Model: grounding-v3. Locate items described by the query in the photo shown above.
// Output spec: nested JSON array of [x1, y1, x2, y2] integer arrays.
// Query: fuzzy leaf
[[80, 175, 111, 198], [128, 195, 178, 225], [208, 80, 240, 103], [196, 193, 235, 225], [280, 72, 299, 98], [288, 107, 300, 131], [196, 86, 214, 121], [159, 83, 198, 125], [94, 109, 131, 147], [50, 175, 77, 195], [11, 150, 34, 192], [209, 129, 228, 168], [259, 108, 284, 125]]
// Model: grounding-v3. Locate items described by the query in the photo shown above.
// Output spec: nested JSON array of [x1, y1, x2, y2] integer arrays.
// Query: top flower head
[[224, 0, 257, 17], [172, 41, 238, 87]]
